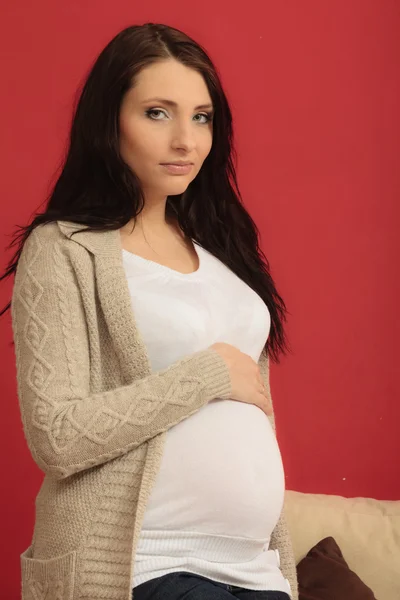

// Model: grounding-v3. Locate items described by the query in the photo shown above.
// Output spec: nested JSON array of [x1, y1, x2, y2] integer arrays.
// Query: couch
[[285, 490, 400, 600]]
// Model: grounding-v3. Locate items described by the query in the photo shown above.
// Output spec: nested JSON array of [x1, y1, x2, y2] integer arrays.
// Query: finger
[[258, 393, 272, 416], [265, 393, 273, 415], [264, 391, 272, 415]]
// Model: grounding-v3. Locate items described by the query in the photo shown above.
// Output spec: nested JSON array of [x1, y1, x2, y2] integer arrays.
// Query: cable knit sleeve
[[259, 351, 299, 600], [269, 509, 298, 600], [11, 227, 232, 481]]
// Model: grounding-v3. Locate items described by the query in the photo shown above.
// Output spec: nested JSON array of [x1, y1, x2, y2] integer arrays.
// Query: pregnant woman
[[2, 22, 298, 600]]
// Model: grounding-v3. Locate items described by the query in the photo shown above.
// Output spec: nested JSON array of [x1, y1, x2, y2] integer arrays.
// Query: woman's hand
[[210, 342, 272, 416]]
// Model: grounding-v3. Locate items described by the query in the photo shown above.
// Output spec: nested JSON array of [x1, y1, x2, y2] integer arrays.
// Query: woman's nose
[[171, 123, 197, 152]]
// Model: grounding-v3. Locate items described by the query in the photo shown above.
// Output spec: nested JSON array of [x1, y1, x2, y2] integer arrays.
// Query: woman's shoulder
[[22, 220, 102, 258], [21, 220, 80, 250], [17, 221, 88, 286]]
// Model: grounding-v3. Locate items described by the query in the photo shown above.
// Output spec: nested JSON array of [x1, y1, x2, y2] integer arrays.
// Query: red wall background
[[1, 1, 399, 598]]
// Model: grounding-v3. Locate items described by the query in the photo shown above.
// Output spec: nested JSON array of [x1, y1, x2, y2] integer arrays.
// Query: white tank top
[[122, 240, 291, 596]]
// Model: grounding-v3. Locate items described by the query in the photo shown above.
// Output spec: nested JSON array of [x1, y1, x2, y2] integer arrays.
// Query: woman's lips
[[160, 164, 193, 174]]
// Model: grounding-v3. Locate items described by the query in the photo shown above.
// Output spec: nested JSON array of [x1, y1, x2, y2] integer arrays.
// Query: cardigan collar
[[57, 220, 122, 257], [56, 219, 152, 383]]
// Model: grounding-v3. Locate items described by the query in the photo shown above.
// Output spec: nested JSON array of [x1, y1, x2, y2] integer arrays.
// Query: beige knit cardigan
[[11, 220, 298, 600]]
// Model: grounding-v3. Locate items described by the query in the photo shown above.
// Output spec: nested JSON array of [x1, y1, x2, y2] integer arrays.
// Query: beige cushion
[[285, 490, 400, 600]]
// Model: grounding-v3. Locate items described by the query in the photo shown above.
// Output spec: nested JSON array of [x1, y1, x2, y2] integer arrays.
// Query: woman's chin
[[163, 180, 192, 194]]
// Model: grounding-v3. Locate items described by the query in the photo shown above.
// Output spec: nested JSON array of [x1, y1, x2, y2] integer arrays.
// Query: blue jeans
[[132, 571, 291, 599]]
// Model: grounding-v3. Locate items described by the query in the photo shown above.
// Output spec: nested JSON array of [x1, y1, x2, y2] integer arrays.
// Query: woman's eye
[[145, 108, 212, 124], [146, 108, 166, 120], [194, 113, 212, 124]]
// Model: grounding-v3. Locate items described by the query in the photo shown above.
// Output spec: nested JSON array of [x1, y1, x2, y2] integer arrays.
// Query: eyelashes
[[145, 108, 214, 124]]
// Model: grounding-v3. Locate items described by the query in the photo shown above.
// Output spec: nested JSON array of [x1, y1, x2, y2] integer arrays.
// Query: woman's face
[[119, 59, 214, 200]]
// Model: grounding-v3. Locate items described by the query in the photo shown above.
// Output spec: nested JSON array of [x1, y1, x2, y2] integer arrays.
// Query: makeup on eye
[[144, 108, 214, 124]]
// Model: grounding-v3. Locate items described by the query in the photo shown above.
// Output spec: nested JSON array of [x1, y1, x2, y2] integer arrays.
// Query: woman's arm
[[11, 226, 232, 481], [259, 351, 299, 600]]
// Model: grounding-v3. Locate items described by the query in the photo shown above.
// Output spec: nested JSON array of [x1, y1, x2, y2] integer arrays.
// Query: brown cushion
[[297, 536, 377, 600]]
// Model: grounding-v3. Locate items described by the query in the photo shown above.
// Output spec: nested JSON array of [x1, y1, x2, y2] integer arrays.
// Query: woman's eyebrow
[[141, 97, 214, 111]]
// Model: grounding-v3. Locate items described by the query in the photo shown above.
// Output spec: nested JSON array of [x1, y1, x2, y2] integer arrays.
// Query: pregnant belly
[[141, 398, 285, 540]]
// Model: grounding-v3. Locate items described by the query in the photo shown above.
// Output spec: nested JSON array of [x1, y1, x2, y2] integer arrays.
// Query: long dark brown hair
[[1, 22, 291, 363]]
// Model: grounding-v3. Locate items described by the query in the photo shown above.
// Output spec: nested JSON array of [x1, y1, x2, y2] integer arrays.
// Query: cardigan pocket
[[21, 544, 77, 600]]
